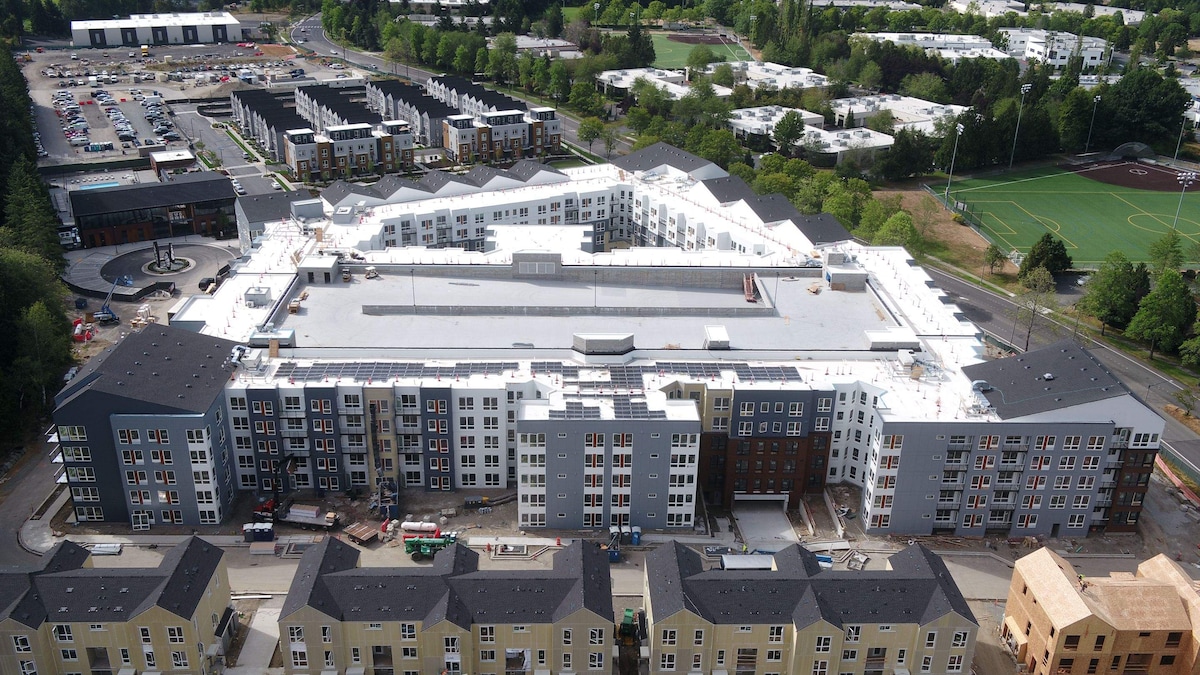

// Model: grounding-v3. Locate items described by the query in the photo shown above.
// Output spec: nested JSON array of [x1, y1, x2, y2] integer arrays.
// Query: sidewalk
[[226, 596, 283, 675], [19, 487, 248, 554]]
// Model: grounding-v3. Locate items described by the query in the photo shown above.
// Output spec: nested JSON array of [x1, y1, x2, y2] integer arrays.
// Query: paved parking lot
[[22, 40, 342, 167]]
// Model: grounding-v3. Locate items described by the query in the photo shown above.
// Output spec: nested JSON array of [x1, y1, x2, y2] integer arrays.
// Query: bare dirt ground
[[876, 182, 1018, 277]]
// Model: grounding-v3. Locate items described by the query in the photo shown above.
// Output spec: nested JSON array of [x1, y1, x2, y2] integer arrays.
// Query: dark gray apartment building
[[54, 326, 241, 527]]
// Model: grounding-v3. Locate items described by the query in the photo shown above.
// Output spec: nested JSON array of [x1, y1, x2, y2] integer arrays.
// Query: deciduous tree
[[1126, 268, 1196, 359]]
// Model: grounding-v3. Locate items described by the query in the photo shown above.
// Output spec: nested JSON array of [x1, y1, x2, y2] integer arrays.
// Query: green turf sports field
[[947, 164, 1200, 268], [650, 33, 752, 68]]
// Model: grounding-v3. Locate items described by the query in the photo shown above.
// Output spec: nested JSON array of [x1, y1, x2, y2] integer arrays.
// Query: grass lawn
[[563, 6, 581, 21], [548, 157, 589, 168], [948, 165, 1200, 268], [650, 33, 751, 68]]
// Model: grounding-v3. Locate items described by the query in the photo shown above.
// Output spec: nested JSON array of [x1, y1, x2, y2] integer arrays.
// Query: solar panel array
[[546, 395, 667, 420], [274, 361, 803, 385], [276, 361, 521, 382], [731, 364, 805, 382], [530, 362, 581, 377]]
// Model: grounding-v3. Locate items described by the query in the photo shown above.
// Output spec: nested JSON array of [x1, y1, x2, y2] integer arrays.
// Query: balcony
[[280, 407, 306, 419], [937, 499, 961, 508], [991, 501, 1017, 510], [1106, 456, 1124, 468], [941, 478, 965, 487], [943, 457, 968, 468]]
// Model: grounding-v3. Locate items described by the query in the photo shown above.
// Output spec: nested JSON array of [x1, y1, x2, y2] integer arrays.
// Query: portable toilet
[[631, 526, 642, 545], [242, 523, 254, 542], [620, 524, 631, 541]]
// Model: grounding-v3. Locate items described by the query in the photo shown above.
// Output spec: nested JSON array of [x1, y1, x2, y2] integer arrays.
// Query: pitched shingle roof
[[646, 543, 975, 628], [961, 340, 1127, 419], [613, 142, 715, 174], [237, 190, 315, 225], [281, 539, 614, 626], [55, 324, 241, 413], [0, 537, 223, 628]]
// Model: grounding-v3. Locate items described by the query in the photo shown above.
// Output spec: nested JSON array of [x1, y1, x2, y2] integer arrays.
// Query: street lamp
[[1009, 83, 1032, 171], [1172, 171, 1196, 231], [944, 122, 965, 203], [1174, 100, 1194, 163], [1085, 94, 1100, 154]]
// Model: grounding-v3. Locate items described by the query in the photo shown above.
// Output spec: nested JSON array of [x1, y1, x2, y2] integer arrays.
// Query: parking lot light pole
[[1172, 171, 1196, 231], [1009, 83, 1032, 171], [1085, 94, 1100, 154], [945, 122, 965, 203]]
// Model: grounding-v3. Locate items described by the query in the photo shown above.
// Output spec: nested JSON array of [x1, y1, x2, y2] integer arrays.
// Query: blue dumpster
[[631, 526, 642, 545], [608, 548, 620, 563]]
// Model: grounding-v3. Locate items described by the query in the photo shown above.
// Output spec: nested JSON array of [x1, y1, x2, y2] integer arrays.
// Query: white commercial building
[[72, 11, 240, 48], [799, 126, 895, 164], [950, 0, 1144, 24], [700, 60, 830, 90], [596, 67, 732, 100], [999, 28, 1110, 68], [729, 106, 824, 145], [831, 94, 967, 135], [855, 32, 1012, 63]]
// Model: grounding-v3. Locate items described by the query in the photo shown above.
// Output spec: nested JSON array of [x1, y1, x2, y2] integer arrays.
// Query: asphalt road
[[925, 266, 1200, 476], [290, 14, 631, 155], [0, 436, 58, 565]]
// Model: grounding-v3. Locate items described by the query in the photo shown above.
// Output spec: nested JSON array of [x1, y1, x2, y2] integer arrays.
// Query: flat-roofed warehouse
[[72, 11, 241, 48]]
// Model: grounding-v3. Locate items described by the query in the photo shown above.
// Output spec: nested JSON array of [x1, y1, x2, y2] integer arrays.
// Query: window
[[288, 626, 304, 642], [812, 660, 829, 675], [53, 625, 73, 643], [590, 628, 604, 645], [844, 626, 860, 643], [769, 625, 784, 643], [589, 652, 604, 670], [1167, 631, 1183, 648], [661, 629, 677, 646], [563, 629, 572, 645], [660, 653, 676, 671], [13, 636, 31, 653], [925, 631, 936, 648], [693, 629, 704, 646], [400, 623, 415, 640], [947, 655, 963, 673], [952, 631, 968, 648], [921, 656, 933, 673], [815, 636, 831, 653], [480, 650, 496, 662], [291, 650, 308, 668], [61, 649, 78, 661]]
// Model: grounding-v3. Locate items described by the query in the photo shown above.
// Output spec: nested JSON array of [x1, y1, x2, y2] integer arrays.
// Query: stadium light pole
[[1172, 171, 1196, 231], [1009, 83, 1032, 171], [1174, 100, 1194, 163], [945, 122, 965, 204], [1084, 94, 1100, 154]]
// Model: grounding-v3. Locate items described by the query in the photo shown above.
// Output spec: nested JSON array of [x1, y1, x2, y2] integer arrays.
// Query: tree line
[[0, 46, 75, 444]]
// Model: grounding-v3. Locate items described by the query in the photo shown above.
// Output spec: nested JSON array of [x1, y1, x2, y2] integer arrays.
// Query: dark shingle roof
[[961, 340, 1127, 419], [297, 84, 381, 127], [612, 142, 715, 174], [507, 160, 566, 182], [701, 175, 757, 205], [55, 325, 241, 413], [790, 211, 851, 245], [282, 539, 614, 625], [237, 190, 314, 225], [646, 543, 975, 628], [0, 538, 222, 627], [70, 173, 235, 218]]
